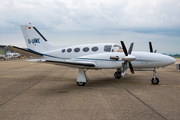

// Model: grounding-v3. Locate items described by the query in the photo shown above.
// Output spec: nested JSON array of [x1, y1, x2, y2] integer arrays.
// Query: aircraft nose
[[166, 56, 176, 65]]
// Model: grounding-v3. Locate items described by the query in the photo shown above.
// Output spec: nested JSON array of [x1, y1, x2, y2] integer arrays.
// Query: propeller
[[149, 42, 153, 53], [129, 62, 134, 74], [149, 42, 157, 53], [120, 41, 136, 76]]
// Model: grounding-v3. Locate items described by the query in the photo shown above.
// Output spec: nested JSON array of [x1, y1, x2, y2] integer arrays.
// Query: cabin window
[[92, 47, 98, 52], [62, 49, 65, 53], [67, 48, 72, 53], [83, 47, 89, 52], [74, 48, 80, 52], [104, 45, 112, 52]]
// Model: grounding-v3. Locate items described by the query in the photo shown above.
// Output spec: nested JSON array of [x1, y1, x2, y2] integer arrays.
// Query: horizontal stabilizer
[[5, 46, 43, 57], [26, 59, 46, 62]]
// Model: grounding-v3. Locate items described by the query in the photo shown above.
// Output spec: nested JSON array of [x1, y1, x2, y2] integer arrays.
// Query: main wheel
[[151, 77, 159, 84], [77, 82, 86, 86], [114, 72, 122, 79]]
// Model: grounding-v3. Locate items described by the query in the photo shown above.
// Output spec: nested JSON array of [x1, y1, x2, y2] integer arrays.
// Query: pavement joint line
[[118, 84, 167, 120], [0, 75, 180, 88], [100, 70, 167, 120], [0, 71, 54, 107], [0, 80, 42, 107]]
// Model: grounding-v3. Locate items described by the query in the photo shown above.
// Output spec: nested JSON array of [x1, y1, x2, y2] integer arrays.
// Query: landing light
[[110, 56, 119, 60]]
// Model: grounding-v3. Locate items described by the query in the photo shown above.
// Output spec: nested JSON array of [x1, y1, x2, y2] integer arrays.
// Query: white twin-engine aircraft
[[6, 23, 176, 86]]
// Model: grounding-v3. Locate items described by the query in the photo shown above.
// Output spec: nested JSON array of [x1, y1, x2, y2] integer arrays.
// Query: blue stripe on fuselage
[[75, 58, 122, 61]]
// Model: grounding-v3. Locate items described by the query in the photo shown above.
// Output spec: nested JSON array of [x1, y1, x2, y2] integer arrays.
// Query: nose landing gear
[[151, 69, 159, 84]]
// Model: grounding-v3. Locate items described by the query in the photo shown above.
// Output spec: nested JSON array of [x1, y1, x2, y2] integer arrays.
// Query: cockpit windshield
[[112, 44, 123, 52]]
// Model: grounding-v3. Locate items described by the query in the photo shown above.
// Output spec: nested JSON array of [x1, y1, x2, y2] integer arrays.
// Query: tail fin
[[20, 23, 55, 53]]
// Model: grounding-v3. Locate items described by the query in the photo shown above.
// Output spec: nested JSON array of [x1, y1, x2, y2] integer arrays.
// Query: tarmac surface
[[0, 59, 180, 120]]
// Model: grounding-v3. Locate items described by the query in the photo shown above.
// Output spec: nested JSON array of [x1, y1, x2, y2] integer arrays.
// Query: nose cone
[[166, 56, 176, 65]]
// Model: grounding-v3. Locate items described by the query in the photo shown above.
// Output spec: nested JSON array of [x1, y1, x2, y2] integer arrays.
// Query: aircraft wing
[[5, 46, 43, 57], [27, 59, 95, 68], [45, 60, 95, 68]]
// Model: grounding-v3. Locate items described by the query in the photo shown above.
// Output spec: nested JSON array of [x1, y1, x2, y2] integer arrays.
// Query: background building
[[0, 45, 14, 55]]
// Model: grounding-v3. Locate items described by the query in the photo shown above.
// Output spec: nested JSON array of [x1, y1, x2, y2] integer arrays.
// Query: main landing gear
[[114, 68, 122, 79], [151, 69, 159, 84], [77, 82, 86, 86], [76, 69, 88, 86]]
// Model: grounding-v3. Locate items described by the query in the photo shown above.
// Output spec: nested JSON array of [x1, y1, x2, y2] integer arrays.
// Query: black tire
[[77, 82, 86, 86], [151, 77, 159, 84], [114, 72, 122, 79]]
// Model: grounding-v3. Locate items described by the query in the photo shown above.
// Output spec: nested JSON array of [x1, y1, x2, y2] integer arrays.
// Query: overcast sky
[[0, 0, 180, 54]]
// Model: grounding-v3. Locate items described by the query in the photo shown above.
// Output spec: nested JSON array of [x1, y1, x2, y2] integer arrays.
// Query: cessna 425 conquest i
[[6, 23, 176, 86]]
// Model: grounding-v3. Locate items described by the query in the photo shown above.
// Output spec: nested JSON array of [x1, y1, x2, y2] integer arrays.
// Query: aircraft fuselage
[[39, 43, 175, 69]]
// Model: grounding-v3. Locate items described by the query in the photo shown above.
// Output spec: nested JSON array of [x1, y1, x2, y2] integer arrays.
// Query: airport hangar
[[0, 45, 15, 55]]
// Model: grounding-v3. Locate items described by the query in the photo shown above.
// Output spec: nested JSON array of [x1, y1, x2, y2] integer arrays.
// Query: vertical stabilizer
[[20, 23, 55, 53]]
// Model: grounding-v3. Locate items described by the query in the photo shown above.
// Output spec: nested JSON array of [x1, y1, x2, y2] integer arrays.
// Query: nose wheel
[[151, 77, 159, 84], [151, 69, 159, 84]]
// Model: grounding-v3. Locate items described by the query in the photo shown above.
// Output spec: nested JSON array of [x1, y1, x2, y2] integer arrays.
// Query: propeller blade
[[120, 41, 135, 76], [129, 62, 134, 74], [149, 42, 153, 53], [121, 41, 128, 56], [128, 43, 134, 55], [121, 61, 128, 75]]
